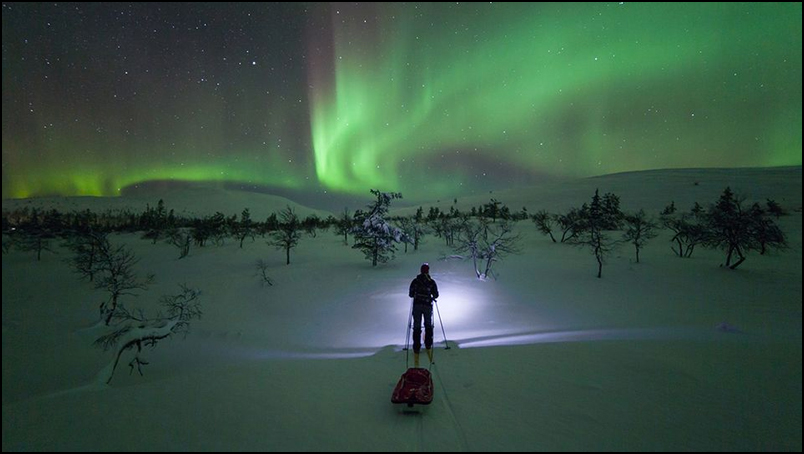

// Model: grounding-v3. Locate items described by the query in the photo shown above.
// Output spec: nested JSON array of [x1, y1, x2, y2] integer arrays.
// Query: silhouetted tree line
[[2, 196, 528, 258], [3, 187, 788, 274], [530, 187, 788, 275], [2, 199, 338, 260]]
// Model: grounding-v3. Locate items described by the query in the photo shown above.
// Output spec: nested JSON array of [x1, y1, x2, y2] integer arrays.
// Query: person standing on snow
[[408, 263, 439, 367]]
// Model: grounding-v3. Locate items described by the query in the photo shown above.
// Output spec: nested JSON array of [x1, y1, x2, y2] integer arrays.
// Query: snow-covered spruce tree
[[268, 205, 302, 265], [567, 189, 622, 278], [352, 190, 407, 266], [622, 209, 658, 263], [94, 284, 201, 384]]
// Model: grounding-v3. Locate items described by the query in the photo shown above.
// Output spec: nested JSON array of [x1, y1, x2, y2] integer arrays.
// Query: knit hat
[[420, 263, 430, 274]]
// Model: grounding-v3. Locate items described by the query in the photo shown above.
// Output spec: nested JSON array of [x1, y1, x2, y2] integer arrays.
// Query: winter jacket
[[409, 273, 439, 305]]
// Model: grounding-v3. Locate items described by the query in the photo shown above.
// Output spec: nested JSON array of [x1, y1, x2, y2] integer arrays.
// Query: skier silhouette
[[408, 263, 439, 367]]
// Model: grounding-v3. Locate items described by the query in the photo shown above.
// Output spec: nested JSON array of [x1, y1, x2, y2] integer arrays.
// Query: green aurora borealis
[[2, 2, 801, 201]]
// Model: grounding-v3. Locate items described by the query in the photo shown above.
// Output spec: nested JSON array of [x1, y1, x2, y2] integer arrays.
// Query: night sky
[[2, 2, 801, 202]]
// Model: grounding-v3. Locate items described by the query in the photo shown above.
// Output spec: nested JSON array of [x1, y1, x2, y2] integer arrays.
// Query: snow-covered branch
[[94, 285, 201, 384]]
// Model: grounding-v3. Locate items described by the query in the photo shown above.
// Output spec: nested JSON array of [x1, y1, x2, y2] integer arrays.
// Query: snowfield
[[3, 167, 801, 451]]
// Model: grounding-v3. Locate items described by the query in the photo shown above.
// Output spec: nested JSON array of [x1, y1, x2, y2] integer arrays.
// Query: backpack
[[413, 276, 434, 303]]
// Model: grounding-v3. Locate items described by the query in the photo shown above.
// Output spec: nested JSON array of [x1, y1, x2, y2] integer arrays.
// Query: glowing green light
[[309, 3, 801, 198]]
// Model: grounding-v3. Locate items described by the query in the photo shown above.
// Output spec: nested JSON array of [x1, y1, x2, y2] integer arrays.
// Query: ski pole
[[404, 298, 414, 367], [433, 299, 450, 349], [404, 297, 414, 350]]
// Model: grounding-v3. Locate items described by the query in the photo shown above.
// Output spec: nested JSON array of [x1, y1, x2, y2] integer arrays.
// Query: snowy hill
[[2, 167, 801, 451], [395, 166, 803, 216], [1, 181, 333, 221]]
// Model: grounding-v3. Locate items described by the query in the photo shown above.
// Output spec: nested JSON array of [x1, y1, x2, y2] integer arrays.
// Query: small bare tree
[[65, 230, 108, 281], [569, 226, 616, 279], [568, 189, 622, 278], [705, 187, 786, 269], [399, 216, 429, 253], [660, 202, 706, 258], [334, 208, 353, 245], [432, 216, 461, 247], [15, 228, 56, 261], [556, 208, 583, 243], [95, 242, 154, 325], [749, 203, 787, 256], [622, 210, 658, 263], [94, 284, 202, 384], [531, 210, 557, 243], [454, 220, 484, 278], [302, 214, 321, 238], [255, 259, 274, 286], [411, 208, 429, 251], [165, 227, 192, 259], [268, 206, 302, 265], [236, 208, 256, 248], [765, 199, 787, 218], [479, 221, 521, 280]]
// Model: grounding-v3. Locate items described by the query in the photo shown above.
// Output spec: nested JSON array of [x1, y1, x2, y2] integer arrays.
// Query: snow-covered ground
[[2, 167, 801, 451]]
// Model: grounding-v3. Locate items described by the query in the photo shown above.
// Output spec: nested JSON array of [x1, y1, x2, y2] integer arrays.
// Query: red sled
[[391, 367, 434, 407]]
